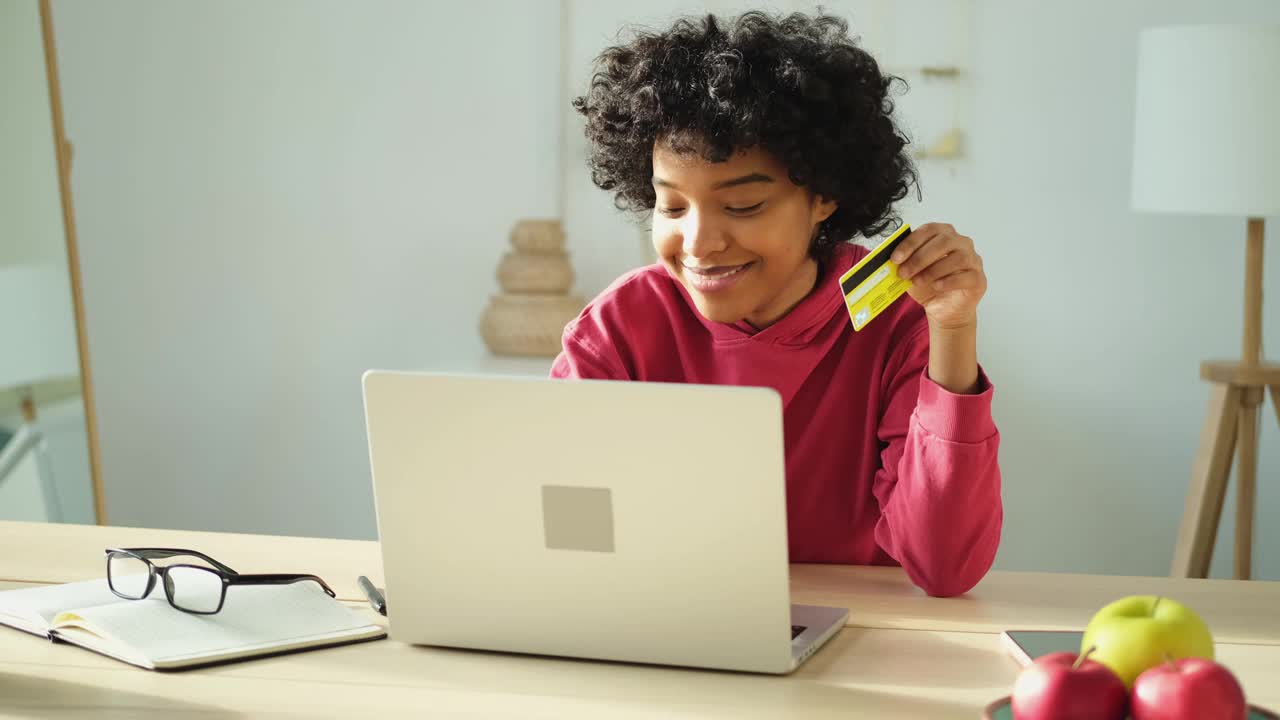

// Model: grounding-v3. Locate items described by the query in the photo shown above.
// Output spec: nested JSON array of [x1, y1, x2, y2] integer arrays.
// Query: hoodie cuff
[[914, 365, 997, 444]]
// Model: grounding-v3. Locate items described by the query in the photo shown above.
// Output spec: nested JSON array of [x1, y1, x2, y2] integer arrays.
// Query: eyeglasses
[[105, 547, 336, 615]]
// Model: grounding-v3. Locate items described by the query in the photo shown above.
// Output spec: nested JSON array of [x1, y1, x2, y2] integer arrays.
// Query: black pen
[[357, 575, 387, 616]]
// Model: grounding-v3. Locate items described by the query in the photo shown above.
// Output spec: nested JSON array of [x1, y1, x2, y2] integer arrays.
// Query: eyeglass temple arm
[[227, 573, 337, 598], [107, 547, 239, 575]]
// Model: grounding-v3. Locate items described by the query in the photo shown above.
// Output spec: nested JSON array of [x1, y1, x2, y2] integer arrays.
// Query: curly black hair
[[572, 10, 918, 260]]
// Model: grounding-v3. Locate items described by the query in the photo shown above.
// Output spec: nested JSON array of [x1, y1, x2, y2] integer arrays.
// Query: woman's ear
[[811, 195, 838, 225]]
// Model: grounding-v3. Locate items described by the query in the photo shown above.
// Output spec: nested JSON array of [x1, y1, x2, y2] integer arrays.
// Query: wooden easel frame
[[38, 0, 106, 524], [1171, 218, 1276, 580]]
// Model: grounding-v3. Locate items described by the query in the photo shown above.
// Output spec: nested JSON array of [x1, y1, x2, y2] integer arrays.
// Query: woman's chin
[[690, 295, 749, 325]]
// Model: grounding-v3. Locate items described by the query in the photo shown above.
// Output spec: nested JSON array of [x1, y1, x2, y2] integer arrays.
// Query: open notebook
[[0, 577, 386, 670]]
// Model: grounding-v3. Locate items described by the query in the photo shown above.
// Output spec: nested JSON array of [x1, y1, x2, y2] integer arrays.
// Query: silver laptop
[[361, 370, 848, 674]]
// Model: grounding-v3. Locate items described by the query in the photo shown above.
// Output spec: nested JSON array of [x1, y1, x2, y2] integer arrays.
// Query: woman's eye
[[657, 207, 686, 217], [727, 202, 765, 214]]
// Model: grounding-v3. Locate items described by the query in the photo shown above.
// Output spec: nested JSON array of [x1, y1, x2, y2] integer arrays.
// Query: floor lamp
[[1130, 25, 1280, 580]]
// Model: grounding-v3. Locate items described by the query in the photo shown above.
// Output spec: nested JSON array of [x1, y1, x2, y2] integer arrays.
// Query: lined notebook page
[[0, 578, 131, 629], [53, 582, 379, 664]]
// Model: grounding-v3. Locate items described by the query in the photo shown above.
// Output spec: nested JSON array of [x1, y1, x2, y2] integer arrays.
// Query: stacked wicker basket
[[479, 220, 585, 357]]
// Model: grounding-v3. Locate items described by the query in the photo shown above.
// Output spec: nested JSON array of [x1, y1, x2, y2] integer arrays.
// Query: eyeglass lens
[[107, 553, 151, 598], [164, 566, 224, 613]]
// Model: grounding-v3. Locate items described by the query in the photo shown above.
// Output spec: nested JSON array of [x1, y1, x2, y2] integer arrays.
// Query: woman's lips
[[682, 262, 754, 293]]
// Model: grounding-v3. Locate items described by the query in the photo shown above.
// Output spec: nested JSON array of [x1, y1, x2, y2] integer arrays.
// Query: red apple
[[1132, 657, 1247, 720], [1011, 650, 1128, 720]]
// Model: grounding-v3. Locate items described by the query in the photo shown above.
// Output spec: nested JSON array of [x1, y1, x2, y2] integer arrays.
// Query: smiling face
[[651, 141, 837, 329]]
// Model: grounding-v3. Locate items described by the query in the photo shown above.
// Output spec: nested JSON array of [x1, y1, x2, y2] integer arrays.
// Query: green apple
[[1081, 595, 1214, 688]]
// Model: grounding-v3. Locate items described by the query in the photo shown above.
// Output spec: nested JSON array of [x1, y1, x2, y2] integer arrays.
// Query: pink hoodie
[[551, 242, 1002, 597]]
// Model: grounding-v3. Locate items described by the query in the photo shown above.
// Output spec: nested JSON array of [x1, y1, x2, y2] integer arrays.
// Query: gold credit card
[[839, 224, 913, 331]]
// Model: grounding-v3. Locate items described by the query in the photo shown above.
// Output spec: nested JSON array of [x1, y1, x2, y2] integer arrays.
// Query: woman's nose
[[680, 211, 727, 259]]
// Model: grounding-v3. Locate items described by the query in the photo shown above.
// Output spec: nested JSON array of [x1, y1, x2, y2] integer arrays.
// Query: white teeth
[[690, 264, 747, 277]]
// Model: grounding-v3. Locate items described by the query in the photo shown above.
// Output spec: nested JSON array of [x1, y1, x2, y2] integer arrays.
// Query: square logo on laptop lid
[[541, 485, 615, 553]]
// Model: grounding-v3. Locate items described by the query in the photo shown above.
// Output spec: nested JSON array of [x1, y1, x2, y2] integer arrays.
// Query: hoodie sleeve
[[549, 312, 631, 380], [870, 325, 1003, 597]]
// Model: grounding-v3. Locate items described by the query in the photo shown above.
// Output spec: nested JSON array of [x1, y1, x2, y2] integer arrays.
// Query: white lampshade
[[1131, 25, 1280, 217], [0, 264, 81, 398]]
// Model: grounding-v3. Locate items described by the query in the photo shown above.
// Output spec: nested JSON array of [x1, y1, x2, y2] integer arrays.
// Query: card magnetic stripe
[[839, 226, 913, 297]]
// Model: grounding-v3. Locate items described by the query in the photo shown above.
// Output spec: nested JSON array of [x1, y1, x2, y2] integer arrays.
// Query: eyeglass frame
[[104, 547, 336, 615]]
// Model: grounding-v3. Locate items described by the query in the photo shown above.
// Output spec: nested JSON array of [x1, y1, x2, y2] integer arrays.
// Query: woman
[[554, 10, 1001, 597]]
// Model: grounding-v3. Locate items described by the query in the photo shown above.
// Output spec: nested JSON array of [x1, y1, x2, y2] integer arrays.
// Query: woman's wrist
[[927, 319, 980, 394]]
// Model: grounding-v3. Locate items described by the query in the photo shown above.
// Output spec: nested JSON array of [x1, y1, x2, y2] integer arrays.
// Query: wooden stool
[[1171, 219, 1277, 580]]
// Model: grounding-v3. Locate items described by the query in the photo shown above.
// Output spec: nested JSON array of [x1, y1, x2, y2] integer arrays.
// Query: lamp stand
[[1172, 218, 1280, 580], [0, 389, 64, 522]]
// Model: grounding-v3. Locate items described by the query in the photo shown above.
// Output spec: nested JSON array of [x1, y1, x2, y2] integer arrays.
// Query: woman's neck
[[742, 257, 820, 330]]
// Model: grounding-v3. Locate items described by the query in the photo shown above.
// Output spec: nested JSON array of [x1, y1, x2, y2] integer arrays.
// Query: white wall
[[53, 0, 563, 538], [51, 0, 1280, 581], [1, 0, 65, 267]]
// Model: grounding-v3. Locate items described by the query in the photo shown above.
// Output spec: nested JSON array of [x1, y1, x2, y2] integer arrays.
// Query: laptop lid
[[362, 370, 796, 673]]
